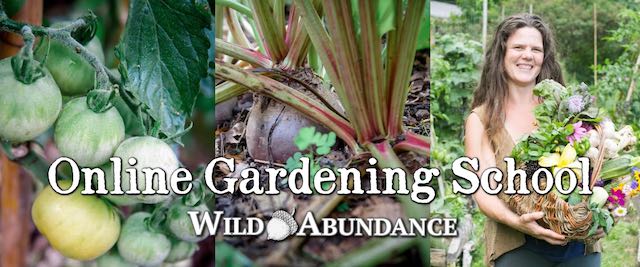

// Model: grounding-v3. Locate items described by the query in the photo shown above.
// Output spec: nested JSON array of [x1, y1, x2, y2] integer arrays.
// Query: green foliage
[[593, 10, 640, 150], [588, 203, 614, 236], [118, 0, 211, 140], [294, 126, 336, 155], [431, 33, 481, 138], [511, 81, 599, 162], [416, 2, 430, 50], [430, 33, 481, 174], [285, 127, 348, 211], [285, 127, 337, 193], [430, 182, 469, 220], [518, 0, 628, 84], [602, 218, 639, 267], [511, 121, 572, 162]]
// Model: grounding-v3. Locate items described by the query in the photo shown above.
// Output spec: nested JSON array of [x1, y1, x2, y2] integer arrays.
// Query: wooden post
[[593, 3, 597, 85], [624, 53, 640, 102], [482, 0, 487, 54], [0, 1, 43, 266]]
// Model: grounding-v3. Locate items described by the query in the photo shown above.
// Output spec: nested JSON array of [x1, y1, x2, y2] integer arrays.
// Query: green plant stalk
[[294, 0, 353, 121], [214, 0, 252, 18], [282, 22, 312, 69], [366, 140, 430, 265], [282, 4, 316, 70], [386, 0, 426, 137], [215, 60, 361, 152], [273, 0, 286, 42], [358, 0, 387, 138], [382, 0, 402, 113], [215, 81, 248, 104], [215, 38, 273, 68], [225, 7, 251, 49], [324, 0, 375, 142], [215, 5, 223, 39], [248, 0, 286, 61], [284, 4, 299, 48], [327, 238, 416, 267], [393, 131, 430, 156], [307, 44, 322, 75]]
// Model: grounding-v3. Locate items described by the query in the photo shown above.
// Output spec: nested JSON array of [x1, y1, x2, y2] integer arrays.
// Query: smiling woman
[[503, 27, 544, 88], [463, 14, 602, 267]]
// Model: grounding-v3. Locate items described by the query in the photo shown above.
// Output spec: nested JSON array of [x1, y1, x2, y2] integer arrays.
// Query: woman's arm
[[464, 113, 567, 245]]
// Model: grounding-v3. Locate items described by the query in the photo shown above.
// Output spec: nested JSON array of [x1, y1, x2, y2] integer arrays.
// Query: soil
[[212, 49, 430, 266]]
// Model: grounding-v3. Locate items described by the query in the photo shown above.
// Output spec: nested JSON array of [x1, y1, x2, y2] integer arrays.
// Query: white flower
[[613, 206, 628, 217], [623, 184, 633, 195]]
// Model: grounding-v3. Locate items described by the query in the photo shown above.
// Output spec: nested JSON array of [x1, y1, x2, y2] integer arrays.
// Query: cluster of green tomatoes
[[0, 25, 209, 265]]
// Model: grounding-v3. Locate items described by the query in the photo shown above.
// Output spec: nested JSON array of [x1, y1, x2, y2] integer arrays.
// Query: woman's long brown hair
[[471, 13, 564, 150]]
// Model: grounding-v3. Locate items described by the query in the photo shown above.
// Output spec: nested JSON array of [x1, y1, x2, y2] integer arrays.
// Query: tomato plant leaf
[[118, 0, 211, 139]]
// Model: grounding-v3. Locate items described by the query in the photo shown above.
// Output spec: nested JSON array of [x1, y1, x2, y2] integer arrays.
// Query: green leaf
[[285, 152, 304, 172], [374, 0, 396, 36], [415, 3, 429, 51], [294, 127, 316, 150], [605, 213, 614, 232], [118, 0, 211, 139], [336, 202, 350, 212]]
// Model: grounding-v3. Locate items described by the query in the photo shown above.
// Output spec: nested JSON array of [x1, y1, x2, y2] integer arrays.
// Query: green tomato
[[99, 163, 139, 206], [107, 136, 180, 204], [54, 97, 125, 167], [0, 58, 62, 143], [166, 202, 210, 242], [117, 212, 171, 266], [35, 29, 104, 96], [165, 238, 198, 263], [32, 180, 120, 261], [96, 250, 136, 267]]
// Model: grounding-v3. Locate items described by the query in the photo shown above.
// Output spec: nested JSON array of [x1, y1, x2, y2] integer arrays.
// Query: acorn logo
[[266, 210, 298, 241]]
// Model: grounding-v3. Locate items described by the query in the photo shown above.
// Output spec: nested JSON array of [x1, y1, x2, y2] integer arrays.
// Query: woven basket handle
[[589, 125, 607, 190]]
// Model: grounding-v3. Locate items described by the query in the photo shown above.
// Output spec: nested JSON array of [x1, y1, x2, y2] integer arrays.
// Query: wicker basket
[[500, 126, 607, 241]]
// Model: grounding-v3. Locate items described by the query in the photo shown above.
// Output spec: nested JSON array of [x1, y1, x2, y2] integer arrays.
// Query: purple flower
[[567, 121, 590, 144], [608, 189, 626, 206], [594, 180, 605, 187], [632, 180, 639, 190], [567, 95, 585, 113]]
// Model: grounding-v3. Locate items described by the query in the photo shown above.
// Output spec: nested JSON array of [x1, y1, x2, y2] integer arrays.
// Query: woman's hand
[[590, 228, 606, 241], [512, 212, 567, 245]]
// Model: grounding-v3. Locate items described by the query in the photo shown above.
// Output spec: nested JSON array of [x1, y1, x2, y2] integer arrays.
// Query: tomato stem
[[10, 26, 46, 84], [0, 11, 115, 94]]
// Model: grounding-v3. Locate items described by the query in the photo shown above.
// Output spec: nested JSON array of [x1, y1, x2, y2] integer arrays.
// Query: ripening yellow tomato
[[32, 180, 121, 260]]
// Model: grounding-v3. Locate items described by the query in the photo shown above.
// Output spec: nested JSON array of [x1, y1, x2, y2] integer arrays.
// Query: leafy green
[[511, 81, 600, 163], [415, 1, 429, 50], [588, 203, 615, 236], [118, 0, 211, 139], [294, 127, 336, 155]]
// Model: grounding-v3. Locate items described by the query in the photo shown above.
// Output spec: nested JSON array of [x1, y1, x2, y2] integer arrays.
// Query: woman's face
[[503, 27, 544, 88]]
